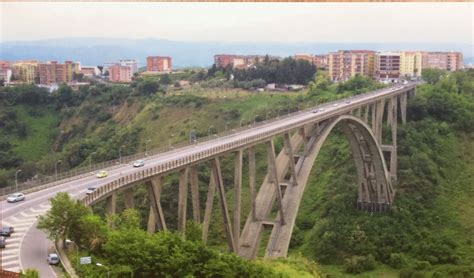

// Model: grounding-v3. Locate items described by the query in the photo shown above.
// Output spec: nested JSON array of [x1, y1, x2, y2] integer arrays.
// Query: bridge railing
[[2, 84, 414, 198], [83, 85, 413, 205]]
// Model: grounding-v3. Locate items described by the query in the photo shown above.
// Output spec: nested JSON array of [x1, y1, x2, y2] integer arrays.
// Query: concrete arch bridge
[[81, 83, 415, 259]]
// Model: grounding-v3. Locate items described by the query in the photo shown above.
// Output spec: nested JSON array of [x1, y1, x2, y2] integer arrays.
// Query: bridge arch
[[300, 114, 394, 209], [248, 114, 395, 259]]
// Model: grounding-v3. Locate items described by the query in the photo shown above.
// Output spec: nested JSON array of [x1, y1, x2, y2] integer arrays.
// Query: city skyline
[[1, 3, 472, 44]]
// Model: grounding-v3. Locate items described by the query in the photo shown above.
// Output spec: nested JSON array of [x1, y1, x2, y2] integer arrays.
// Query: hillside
[[1, 70, 473, 276]]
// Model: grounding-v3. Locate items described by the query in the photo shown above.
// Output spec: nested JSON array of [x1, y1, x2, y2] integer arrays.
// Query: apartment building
[[400, 51, 423, 78], [146, 56, 172, 72], [375, 52, 401, 82], [328, 50, 376, 81], [294, 54, 329, 69], [108, 64, 132, 83], [80, 66, 100, 77], [0, 61, 12, 83], [422, 52, 463, 71], [214, 54, 278, 69], [38, 61, 80, 85], [12, 61, 39, 83]]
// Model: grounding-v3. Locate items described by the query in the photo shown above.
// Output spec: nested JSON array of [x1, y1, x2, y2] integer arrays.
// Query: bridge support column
[[202, 165, 217, 243], [248, 147, 257, 221], [147, 177, 167, 233], [375, 99, 385, 144], [400, 92, 407, 124], [388, 96, 398, 180], [123, 188, 134, 209], [233, 150, 243, 252], [212, 157, 236, 252], [363, 104, 370, 124], [105, 192, 117, 215], [190, 166, 200, 223], [178, 168, 189, 234], [267, 139, 285, 225], [283, 133, 297, 186]]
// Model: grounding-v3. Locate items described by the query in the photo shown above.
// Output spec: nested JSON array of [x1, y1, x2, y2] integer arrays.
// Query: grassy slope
[[7, 105, 59, 161]]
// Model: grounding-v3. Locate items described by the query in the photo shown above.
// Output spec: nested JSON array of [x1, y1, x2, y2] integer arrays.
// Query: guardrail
[[1, 83, 416, 198]]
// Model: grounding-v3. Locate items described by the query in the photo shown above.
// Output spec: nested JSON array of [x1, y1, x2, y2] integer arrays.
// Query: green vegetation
[[3, 67, 474, 277], [231, 56, 317, 85], [39, 193, 318, 277], [20, 269, 40, 278]]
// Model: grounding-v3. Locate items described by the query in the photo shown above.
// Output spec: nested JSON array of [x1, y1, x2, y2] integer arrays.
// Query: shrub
[[389, 253, 407, 269], [344, 254, 376, 274]]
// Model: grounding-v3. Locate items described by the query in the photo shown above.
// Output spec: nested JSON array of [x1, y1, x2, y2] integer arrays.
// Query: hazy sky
[[1, 2, 473, 44]]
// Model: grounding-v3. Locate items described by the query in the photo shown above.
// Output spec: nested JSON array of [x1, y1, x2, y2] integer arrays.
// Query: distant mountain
[[1, 38, 472, 68]]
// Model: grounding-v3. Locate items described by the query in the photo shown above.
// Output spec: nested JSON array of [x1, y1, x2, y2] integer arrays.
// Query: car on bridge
[[85, 187, 97, 195], [314, 108, 325, 113], [0, 226, 14, 237], [133, 160, 145, 167], [0, 236, 6, 248], [7, 192, 25, 203], [96, 171, 108, 178]]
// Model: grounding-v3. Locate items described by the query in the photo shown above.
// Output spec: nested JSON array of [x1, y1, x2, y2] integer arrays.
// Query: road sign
[[80, 256, 92, 265]]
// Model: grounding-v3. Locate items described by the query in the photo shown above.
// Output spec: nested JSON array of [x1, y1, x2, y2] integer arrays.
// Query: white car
[[312, 108, 325, 113], [47, 253, 60, 265], [133, 160, 145, 167], [7, 193, 25, 203], [85, 187, 96, 195], [332, 103, 339, 107]]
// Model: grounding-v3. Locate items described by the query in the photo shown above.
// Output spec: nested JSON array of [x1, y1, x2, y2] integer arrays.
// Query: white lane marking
[[6, 237, 22, 243], [1, 249, 19, 255], [2, 253, 19, 260], [1, 261, 19, 267], [1, 221, 12, 226], [5, 243, 20, 249]]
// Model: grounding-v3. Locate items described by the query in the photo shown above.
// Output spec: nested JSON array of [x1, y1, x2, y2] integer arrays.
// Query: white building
[[0, 69, 12, 83], [119, 59, 138, 76]]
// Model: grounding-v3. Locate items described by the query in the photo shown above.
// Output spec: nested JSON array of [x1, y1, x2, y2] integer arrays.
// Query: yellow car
[[96, 170, 108, 178]]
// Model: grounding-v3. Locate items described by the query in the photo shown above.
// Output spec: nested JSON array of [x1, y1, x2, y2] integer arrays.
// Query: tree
[[136, 79, 161, 96], [20, 269, 40, 278], [160, 74, 172, 85], [38, 192, 91, 243], [207, 64, 218, 78], [422, 68, 447, 84], [97, 65, 104, 76]]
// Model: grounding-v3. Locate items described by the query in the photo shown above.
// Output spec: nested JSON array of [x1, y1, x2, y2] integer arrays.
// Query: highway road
[[0, 82, 415, 276]]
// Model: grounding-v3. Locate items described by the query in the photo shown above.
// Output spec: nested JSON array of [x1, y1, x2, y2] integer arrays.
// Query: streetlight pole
[[253, 115, 260, 125], [55, 160, 62, 180], [169, 134, 175, 148], [208, 126, 214, 136], [119, 145, 125, 164], [145, 139, 151, 156], [224, 122, 230, 132], [65, 239, 79, 269], [15, 169, 22, 192], [277, 108, 283, 117], [89, 152, 96, 170], [96, 263, 110, 278]]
